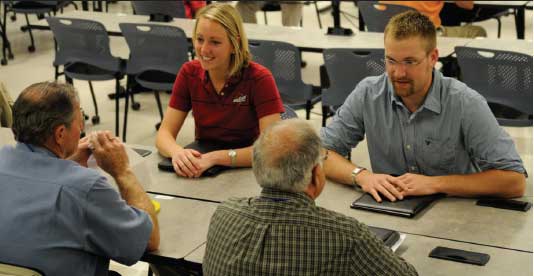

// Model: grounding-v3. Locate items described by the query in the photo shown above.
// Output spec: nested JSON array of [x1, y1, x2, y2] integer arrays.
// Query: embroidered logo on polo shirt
[[232, 95, 247, 104]]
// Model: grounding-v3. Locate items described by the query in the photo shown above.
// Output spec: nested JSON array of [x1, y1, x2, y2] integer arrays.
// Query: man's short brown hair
[[384, 11, 437, 53]]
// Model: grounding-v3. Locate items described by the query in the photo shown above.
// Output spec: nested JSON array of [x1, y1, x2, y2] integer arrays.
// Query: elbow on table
[[502, 172, 527, 198]]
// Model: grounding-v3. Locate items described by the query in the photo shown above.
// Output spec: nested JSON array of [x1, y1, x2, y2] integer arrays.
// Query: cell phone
[[132, 148, 152, 157], [476, 198, 532, 212], [429, 246, 490, 266]]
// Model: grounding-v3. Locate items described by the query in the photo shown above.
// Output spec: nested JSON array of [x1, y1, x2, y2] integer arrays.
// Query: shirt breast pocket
[[421, 137, 456, 175]]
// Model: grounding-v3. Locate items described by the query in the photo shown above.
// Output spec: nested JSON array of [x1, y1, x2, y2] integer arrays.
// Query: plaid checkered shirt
[[203, 188, 418, 276]]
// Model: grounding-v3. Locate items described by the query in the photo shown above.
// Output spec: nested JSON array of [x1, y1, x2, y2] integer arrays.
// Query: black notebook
[[351, 193, 443, 218], [158, 141, 233, 177], [368, 226, 401, 248]]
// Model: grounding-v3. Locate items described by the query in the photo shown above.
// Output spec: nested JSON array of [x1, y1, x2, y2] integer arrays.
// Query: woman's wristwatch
[[228, 149, 237, 167]]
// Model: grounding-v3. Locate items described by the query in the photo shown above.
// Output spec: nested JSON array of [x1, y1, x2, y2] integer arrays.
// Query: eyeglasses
[[385, 56, 427, 69]]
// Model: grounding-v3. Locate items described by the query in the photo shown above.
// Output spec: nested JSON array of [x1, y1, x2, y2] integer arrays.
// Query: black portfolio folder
[[351, 193, 443, 218], [368, 226, 401, 248], [157, 140, 232, 177]]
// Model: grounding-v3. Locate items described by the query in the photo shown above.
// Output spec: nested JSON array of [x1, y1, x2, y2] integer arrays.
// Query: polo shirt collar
[[201, 69, 243, 88], [389, 69, 442, 114], [259, 187, 315, 205], [15, 142, 59, 158]]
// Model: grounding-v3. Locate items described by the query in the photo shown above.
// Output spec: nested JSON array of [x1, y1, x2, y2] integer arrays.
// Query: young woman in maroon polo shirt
[[156, 3, 284, 178]]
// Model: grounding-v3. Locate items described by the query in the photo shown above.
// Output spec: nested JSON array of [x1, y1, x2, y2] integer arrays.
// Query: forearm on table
[[432, 169, 526, 198], [155, 130, 184, 158], [323, 150, 359, 186], [114, 169, 160, 250], [208, 146, 253, 167]]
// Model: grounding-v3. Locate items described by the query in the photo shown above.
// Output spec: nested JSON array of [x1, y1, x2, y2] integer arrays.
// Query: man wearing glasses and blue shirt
[[321, 11, 526, 203]]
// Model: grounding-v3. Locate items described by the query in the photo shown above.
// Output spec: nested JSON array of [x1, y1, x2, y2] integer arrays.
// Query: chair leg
[[322, 105, 329, 127], [263, 11, 268, 25], [122, 77, 130, 142], [497, 17, 501, 38], [23, 13, 35, 52], [115, 78, 120, 138], [88, 81, 100, 125], [154, 90, 164, 130], [306, 100, 312, 120], [314, 1, 322, 28]]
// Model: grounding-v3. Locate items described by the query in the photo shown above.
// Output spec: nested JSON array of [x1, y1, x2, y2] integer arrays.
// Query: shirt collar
[[15, 142, 59, 158], [201, 69, 243, 87], [259, 187, 315, 206], [388, 69, 442, 114]]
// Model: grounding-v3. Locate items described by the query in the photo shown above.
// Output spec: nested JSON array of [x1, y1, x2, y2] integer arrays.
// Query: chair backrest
[[119, 23, 189, 76], [46, 17, 118, 71], [358, 2, 415, 32], [0, 262, 44, 276], [322, 48, 385, 107], [249, 39, 311, 100], [280, 104, 298, 120], [131, 1, 186, 18], [455, 46, 532, 125]]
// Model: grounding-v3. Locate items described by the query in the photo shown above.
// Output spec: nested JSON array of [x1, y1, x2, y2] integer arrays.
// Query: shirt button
[[221, 92, 224, 96], [406, 144, 411, 150]]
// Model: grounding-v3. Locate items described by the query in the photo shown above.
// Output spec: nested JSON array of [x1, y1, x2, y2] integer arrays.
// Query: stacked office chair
[[4, 0, 75, 52], [131, 1, 185, 19], [47, 17, 125, 137], [455, 46, 532, 126], [0, 262, 44, 276], [0, 2, 14, 65], [249, 39, 319, 120], [357, 1, 416, 32], [119, 23, 189, 141], [321, 48, 385, 126]]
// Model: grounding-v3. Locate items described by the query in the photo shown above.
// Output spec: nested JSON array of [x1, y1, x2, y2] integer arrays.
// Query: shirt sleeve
[[461, 91, 527, 175], [169, 63, 192, 112], [252, 72, 284, 119], [320, 82, 367, 157], [350, 224, 418, 276], [83, 176, 153, 265]]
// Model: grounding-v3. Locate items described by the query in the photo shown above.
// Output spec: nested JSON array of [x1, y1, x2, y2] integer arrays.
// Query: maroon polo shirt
[[169, 60, 284, 146]]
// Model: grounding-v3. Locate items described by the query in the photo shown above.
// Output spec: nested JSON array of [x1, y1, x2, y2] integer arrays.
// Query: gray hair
[[252, 119, 322, 192], [12, 81, 79, 146]]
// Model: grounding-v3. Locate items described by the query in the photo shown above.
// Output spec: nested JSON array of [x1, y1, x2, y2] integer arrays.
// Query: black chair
[[249, 39, 319, 120], [455, 46, 532, 126], [119, 23, 189, 141], [47, 17, 125, 137], [321, 48, 385, 126], [5, 0, 75, 52], [280, 104, 298, 120], [357, 1, 415, 32], [260, 1, 322, 28], [0, 1, 14, 65], [131, 1, 185, 19]]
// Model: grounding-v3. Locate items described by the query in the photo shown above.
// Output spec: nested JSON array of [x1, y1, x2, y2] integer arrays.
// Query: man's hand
[[89, 131, 129, 178], [171, 148, 202, 178], [398, 173, 439, 197], [357, 171, 408, 202], [68, 136, 91, 167]]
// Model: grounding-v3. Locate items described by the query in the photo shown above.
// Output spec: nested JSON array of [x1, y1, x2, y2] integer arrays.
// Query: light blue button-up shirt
[[321, 70, 526, 176], [0, 143, 153, 276]]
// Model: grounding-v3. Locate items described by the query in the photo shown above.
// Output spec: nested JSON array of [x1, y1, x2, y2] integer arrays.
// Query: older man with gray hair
[[203, 119, 417, 276], [0, 81, 159, 276]]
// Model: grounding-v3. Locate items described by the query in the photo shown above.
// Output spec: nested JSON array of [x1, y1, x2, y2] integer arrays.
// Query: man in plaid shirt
[[203, 119, 417, 275]]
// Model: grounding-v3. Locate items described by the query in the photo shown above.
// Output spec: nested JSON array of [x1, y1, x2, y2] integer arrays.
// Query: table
[[142, 195, 218, 266], [28, 10, 473, 57], [464, 38, 533, 54], [137, 145, 533, 252], [474, 1, 530, 40], [185, 234, 533, 276]]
